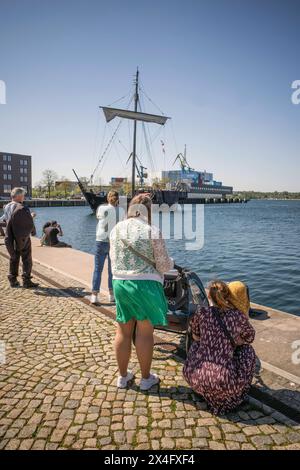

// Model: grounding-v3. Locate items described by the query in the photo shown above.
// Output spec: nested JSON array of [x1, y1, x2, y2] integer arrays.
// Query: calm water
[[2, 200, 299, 316]]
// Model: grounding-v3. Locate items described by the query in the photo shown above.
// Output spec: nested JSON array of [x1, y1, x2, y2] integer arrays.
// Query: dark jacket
[[5, 203, 36, 255]]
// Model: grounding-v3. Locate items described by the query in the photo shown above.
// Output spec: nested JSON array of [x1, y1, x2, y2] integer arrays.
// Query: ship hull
[[81, 189, 186, 212], [81, 188, 247, 212]]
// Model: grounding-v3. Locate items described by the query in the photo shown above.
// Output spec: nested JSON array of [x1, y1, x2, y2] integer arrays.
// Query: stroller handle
[[174, 263, 183, 273]]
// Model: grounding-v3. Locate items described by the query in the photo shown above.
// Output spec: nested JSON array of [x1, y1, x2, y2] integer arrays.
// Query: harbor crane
[[126, 153, 148, 187], [173, 145, 194, 172]]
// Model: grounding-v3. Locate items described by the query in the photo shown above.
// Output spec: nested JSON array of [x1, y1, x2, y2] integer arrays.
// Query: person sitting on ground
[[90, 190, 123, 305], [109, 194, 174, 391], [40, 221, 52, 246], [43, 220, 71, 247], [4, 187, 39, 288], [183, 280, 256, 415]]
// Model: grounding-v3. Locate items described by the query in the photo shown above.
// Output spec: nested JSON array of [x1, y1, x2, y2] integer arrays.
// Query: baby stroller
[[158, 264, 209, 353], [132, 265, 208, 355]]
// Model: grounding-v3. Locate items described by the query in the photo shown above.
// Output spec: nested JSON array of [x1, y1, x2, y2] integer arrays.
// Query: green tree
[[42, 169, 58, 199]]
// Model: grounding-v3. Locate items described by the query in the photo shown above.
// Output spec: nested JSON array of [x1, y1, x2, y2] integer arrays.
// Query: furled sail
[[101, 107, 170, 126]]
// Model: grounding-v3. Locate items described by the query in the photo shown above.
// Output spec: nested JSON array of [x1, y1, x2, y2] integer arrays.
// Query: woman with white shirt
[[110, 194, 173, 390], [90, 190, 120, 305]]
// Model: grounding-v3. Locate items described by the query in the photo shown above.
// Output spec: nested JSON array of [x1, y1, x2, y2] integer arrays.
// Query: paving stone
[[225, 441, 241, 450], [271, 433, 289, 445], [4, 428, 19, 439], [243, 425, 261, 436], [226, 432, 247, 443], [124, 416, 137, 430], [164, 429, 184, 438], [258, 424, 275, 435], [161, 438, 175, 449], [5, 439, 20, 450], [209, 441, 226, 450], [283, 443, 300, 450], [241, 443, 256, 450], [175, 438, 192, 449], [18, 425, 37, 439], [286, 432, 300, 444], [151, 440, 160, 450], [150, 429, 163, 439], [194, 427, 210, 438], [209, 426, 222, 440], [192, 438, 208, 449], [31, 439, 47, 450], [157, 419, 171, 429], [114, 431, 126, 444], [97, 426, 110, 437], [250, 435, 274, 446], [221, 423, 240, 433], [19, 439, 34, 450], [85, 438, 97, 448]]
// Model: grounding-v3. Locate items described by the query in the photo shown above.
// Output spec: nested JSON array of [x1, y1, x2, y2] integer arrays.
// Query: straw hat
[[227, 281, 250, 316]]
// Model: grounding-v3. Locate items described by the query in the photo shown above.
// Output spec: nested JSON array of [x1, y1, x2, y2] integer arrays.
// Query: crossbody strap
[[121, 238, 157, 269], [213, 307, 236, 350]]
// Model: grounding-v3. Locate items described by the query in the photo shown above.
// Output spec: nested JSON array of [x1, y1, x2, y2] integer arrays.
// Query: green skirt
[[112, 279, 168, 326]]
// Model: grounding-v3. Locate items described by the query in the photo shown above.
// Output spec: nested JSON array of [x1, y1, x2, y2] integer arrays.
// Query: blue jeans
[[92, 241, 112, 293]]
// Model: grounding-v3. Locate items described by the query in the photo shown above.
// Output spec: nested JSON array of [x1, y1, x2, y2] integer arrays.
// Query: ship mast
[[99, 69, 170, 195], [131, 68, 139, 196]]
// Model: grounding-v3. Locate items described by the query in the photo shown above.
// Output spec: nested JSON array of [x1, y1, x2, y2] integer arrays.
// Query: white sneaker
[[139, 373, 160, 391], [108, 293, 115, 303], [116, 371, 134, 388], [90, 293, 99, 304]]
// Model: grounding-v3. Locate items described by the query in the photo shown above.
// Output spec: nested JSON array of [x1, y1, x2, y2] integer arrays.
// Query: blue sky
[[0, 0, 299, 191]]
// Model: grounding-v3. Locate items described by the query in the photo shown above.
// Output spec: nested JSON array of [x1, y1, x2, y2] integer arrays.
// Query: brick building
[[0, 152, 32, 198]]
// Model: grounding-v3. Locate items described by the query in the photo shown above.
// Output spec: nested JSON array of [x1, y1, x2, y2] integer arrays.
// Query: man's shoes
[[90, 293, 99, 304], [23, 279, 39, 289], [9, 279, 20, 288]]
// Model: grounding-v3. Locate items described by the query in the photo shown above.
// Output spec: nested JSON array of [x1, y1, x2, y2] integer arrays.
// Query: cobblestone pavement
[[0, 253, 300, 450]]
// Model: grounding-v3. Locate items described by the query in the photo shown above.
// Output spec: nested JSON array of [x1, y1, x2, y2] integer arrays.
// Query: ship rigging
[[73, 68, 186, 211]]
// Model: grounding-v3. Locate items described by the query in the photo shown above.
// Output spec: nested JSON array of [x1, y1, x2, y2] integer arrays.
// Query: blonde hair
[[107, 190, 119, 206], [208, 280, 236, 311], [127, 193, 152, 223]]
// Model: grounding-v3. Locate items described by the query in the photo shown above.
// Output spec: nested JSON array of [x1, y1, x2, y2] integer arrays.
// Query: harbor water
[[1, 199, 299, 316]]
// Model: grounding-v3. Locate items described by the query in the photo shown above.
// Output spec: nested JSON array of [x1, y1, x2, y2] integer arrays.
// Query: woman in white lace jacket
[[110, 194, 173, 390]]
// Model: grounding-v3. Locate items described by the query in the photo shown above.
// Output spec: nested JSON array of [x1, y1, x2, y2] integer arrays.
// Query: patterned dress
[[183, 306, 256, 415]]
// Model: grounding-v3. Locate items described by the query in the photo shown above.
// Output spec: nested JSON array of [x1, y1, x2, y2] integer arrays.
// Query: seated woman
[[183, 280, 256, 415], [40, 221, 51, 246]]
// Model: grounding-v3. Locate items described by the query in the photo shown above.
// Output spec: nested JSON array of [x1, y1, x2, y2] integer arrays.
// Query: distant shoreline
[[249, 198, 300, 201], [234, 192, 300, 201]]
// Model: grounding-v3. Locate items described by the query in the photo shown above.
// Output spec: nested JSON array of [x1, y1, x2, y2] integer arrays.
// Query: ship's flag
[[161, 140, 165, 154]]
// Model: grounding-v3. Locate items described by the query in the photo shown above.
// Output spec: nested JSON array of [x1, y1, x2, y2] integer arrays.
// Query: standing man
[[3, 187, 39, 288]]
